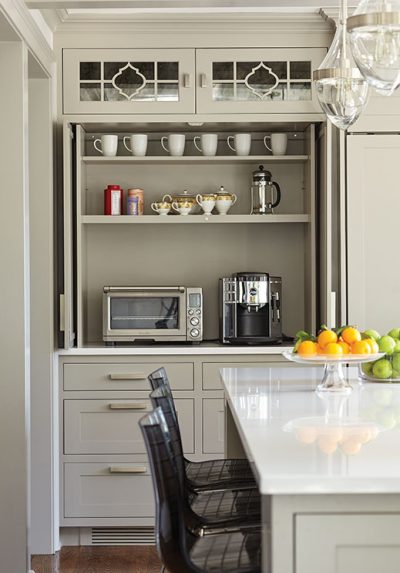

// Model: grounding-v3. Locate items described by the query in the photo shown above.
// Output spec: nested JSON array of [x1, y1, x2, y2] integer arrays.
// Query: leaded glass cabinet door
[[63, 49, 196, 114], [196, 48, 326, 114]]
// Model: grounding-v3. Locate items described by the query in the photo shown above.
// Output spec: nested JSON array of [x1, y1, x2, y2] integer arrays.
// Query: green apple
[[391, 369, 400, 380], [373, 358, 393, 379], [388, 328, 400, 339], [378, 335, 397, 355], [362, 362, 373, 376], [392, 353, 400, 373], [362, 329, 381, 341]]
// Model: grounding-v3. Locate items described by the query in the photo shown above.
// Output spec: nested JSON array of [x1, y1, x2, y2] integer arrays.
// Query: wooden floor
[[31, 546, 162, 573]]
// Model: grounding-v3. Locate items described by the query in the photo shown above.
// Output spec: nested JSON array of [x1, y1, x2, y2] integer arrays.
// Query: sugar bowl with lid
[[214, 186, 237, 215]]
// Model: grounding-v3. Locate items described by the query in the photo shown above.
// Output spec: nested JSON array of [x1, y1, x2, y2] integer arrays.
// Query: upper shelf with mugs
[[81, 155, 309, 165], [83, 130, 308, 161]]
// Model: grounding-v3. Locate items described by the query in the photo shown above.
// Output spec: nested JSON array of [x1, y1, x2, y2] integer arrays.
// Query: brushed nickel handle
[[109, 373, 146, 380], [200, 73, 208, 88], [108, 403, 147, 410], [109, 466, 147, 474], [183, 73, 192, 88]]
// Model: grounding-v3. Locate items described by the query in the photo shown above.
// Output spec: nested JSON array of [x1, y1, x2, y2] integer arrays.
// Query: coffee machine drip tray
[[225, 336, 283, 346]]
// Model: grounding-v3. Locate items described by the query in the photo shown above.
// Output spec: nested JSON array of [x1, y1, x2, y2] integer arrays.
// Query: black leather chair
[[149, 385, 260, 537], [148, 367, 256, 491], [139, 407, 262, 573]]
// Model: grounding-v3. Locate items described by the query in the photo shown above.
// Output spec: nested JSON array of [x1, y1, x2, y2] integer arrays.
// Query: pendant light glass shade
[[348, 0, 400, 94], [313, 5, 370, 130]]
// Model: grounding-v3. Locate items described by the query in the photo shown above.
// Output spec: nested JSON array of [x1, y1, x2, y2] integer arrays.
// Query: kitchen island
[[221, 366, 400, 573]]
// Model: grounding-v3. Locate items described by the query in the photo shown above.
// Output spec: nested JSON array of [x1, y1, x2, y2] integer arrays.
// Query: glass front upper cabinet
[[196, 48, 326, 114], [63, 49, 196, 114]]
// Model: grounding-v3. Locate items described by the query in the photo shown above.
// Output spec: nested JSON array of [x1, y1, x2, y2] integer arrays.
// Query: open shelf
[[82, 155, 309, 165], [81, 214, 310, 224]]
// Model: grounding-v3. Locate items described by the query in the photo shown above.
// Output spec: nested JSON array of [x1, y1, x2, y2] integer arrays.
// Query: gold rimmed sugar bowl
[[215, 186, 237, 215]]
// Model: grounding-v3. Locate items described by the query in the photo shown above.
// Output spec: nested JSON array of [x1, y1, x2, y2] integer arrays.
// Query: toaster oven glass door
[[106, 290, 186, 339]]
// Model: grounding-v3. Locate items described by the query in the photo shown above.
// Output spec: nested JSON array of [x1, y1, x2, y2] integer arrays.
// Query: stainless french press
[[250, 165, 282, 214]]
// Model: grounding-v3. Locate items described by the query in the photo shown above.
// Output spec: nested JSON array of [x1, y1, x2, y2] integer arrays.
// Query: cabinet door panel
[[296, 514, 400, 573], [196, 48, 325, 114], [63, 361, 194, 391], [202, 398, 225, 454], [64, 462, 154, 518], [347, 135, 400, 333], [64, 398, 194, 454], [63, 49, 195, 114]]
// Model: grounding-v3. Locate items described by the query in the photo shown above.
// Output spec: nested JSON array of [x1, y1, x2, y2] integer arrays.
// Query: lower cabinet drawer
[[63, 362, 194, 391], [64, 462, 155, 518], [202, 398, 225, 454], [64, 398, 195, 455]]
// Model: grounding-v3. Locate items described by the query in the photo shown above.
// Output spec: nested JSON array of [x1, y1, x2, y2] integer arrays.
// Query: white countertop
[[58, 343, 292, 356], [221, 365, 400, 495]]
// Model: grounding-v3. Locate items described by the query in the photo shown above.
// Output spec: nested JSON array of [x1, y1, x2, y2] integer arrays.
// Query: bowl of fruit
[[359, 328, 400, 383], [283, 325, 384, 394]]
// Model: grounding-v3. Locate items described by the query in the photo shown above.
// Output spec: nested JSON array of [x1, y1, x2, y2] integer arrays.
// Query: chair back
[[149, 385, 186, 488], [139, 408, 192, 573], [148, 366, 169, 391]]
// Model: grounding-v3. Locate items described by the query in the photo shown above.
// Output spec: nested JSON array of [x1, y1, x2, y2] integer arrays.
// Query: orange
[[364, 338, 379, 354], [297, 340, 318, 356], [324, 342, 344, 355], [338, 341, 351, 354], [316, 344, 326, 355], [318, 329, 338, 348], [342, 327, 361, 345], [351, 340, 372, 355]]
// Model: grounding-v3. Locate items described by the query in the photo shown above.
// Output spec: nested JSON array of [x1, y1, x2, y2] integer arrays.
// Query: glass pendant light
[[348, 0, 400, 94], [313, 0, 370, 130]]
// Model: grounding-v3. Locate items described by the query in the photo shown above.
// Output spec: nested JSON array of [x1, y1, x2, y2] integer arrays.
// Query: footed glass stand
[[283, 351, 384, 394]]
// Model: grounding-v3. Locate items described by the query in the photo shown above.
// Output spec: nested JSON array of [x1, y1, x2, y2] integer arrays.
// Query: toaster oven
[[103, 286, 203, 344]]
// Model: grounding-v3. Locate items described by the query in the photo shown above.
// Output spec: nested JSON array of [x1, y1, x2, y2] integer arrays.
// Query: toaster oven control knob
[[196, 309, 201, 315], [190, 328, 200, 338], [188, 309, 194, 315], [190, 317, 200, 326]]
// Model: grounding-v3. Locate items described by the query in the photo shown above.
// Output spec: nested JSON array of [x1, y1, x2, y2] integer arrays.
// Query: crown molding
[[0, 0, 54, 73]]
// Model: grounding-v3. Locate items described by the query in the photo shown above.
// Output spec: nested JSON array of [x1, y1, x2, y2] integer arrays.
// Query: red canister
[[104, 185, 123, 215]]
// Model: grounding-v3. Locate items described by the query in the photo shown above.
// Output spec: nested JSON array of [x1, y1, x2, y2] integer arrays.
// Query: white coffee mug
[[93, 135, 118, 157], [123, 134, 148, 157], [161, 134, 186, 156], [193, 134, 218, 156], [227, 134, 251, 156], [264, 133, 288, 156]]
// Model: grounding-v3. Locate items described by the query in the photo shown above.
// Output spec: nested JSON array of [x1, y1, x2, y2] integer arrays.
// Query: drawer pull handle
[[109, 466, 147, 474], [200, 73, 208, 88], [109, 373, 146, 380], [183, 73, 192, 88], [108, 403, 147, 410]]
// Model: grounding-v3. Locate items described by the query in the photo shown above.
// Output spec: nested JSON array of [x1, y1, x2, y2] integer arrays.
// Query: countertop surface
[[221, 365, 400, 495], [58, 343, 293, 356]]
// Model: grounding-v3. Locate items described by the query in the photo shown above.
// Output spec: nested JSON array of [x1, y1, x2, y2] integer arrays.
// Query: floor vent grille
[[86, 527, 155, 546]]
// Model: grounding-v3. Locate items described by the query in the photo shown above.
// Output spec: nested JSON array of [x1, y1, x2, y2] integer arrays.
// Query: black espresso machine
[[219, 272, 282, 344]]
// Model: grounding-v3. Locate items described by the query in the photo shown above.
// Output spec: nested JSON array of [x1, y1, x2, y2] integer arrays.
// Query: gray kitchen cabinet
[[296, 514, 400, 573], [196, 48, 326, 115], [202, 398, 225, 454], [64, 397, 194, 455], [63, 361, 194, 391], [63, 49, 196, 114], [347, 134, 400, 333], [59, 353, 285, 527], [64, 462, 155, 519], [62, 47, 325, 116]]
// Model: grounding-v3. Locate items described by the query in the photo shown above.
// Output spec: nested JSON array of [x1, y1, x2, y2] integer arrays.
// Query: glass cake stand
[[283, 350, 385, 394]]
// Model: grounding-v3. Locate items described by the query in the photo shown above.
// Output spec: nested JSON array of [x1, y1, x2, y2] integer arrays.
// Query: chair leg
[[160, 566, 165, 573]]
